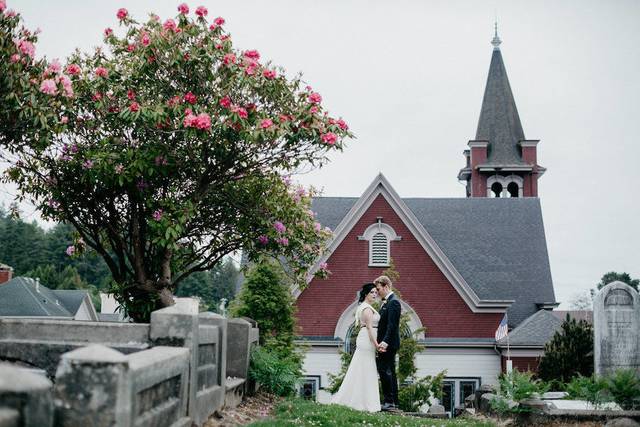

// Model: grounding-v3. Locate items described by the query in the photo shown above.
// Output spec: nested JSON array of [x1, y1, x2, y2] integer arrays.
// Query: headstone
[[593, 281, 640, 376], [427, 404, 445, 414]]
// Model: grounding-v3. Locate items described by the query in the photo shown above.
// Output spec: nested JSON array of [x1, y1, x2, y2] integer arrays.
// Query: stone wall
[[0, 305, 259, 427]]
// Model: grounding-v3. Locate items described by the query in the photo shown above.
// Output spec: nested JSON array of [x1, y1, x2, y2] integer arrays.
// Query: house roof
[[497, 309, 562, 347], [0, 277, 74, 317], [475, 43, 527, 166], [310, 195, 555, 327], [53, 290, 89, 315]]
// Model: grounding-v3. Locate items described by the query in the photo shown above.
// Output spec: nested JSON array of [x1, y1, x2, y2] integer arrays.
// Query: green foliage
[[538, 315, 594, 383], [606, 369, 640, 410], [175, 258, 238, 311], [231, 259, 301, 365], [597, 272, 639, 292], [326, 350, 353, 394], [2, 6, 350, 321], [565, 374, 610, 409], [250, 398, 495, 427], [498, 370, 549, 402], [398, 371, 446, 412], [398, 319, 424, 384], [249, 347, 300, 397]]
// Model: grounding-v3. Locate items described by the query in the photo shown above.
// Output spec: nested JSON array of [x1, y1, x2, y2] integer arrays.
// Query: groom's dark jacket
[[377, 293, 401, 350]]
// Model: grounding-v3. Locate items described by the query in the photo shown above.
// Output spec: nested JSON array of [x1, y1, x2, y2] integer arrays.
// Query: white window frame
[[359, 222, 399, 267]]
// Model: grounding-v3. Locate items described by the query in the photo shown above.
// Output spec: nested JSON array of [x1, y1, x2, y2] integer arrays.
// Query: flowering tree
[[0, 3, 351, 321]]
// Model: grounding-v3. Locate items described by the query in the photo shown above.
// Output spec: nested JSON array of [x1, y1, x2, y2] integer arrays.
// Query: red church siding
[[502, 356, 541, 374], [296, 194, 503, 338]]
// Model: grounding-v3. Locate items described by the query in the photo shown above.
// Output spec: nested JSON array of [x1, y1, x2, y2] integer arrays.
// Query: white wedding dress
[[330, 302, 381, 412]]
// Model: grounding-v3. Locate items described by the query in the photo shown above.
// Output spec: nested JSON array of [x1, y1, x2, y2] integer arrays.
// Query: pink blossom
[[184, 92, 197, 104], [155, 156, 167, 166], [214, 17, 225, 26], [223, 53, 236, 65], [163, 19, 177, 32], [244, 63, 257, 76], [310, 106, 319, 114], [104, 27, 113, 37], [279, 114, 290, 123], [276, 237, 289, 246], [167, 95, 181, 107], [95, 67, 109, 78], [273, 221, 286, 234], [319, 262, 328, 271], [60, 116, 69, 124], [15, 39, 35, 58], [152, 209, 163, 221], [66, 246, 76, 256], [321, 132, 337, 145], [231, 105, 248, 119], [308, 92, 322, 104], [263, 69, 277, 79], [177, 3, 189, 14], [219, 96, 232, 108], [40, 79, 57, 95], [45, 59, 62, 76], [141, 32, 151, 46], [66, 63, 81, 76], [258, 235, 269, 245], [244, 50, 260, 61], [58, 75, 73, 98], [129, 102, 140, 112], [337, 118, 348, 130], [115, 164, 124, 173], [116, 8, 128, 20], [83, 159, 94, 169], [48, 199, 60, 210], [260, 118, 274, 129], [314, 222, 322, 232], [0, 1, 6, 13], [5, 8, 15, 17], [127, 90, 136, 100], [183, 112, 197, 128], [92, 92, 102, 101], [195, 6, 208, 17], [194, 113, 211, 130], [127, 44, 136, 52], [10, 54, 20, 63]]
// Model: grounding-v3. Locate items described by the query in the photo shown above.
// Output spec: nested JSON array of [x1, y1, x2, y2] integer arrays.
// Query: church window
[[507, 182, 519, 198], [370, 232, 389, 266], [491, 182, 503, 197]]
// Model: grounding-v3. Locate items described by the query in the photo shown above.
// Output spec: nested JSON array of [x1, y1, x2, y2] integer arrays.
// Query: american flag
[[495, 314, 508, 341]]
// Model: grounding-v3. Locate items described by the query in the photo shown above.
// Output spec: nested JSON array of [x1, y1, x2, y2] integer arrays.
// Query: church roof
[[497, 309, 562, 347], [310, 196, 555, 327], [475, 40, 527, 166]]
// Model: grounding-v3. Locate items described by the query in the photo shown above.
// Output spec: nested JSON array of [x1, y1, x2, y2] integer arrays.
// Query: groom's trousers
[[376, 348, 399, 405]]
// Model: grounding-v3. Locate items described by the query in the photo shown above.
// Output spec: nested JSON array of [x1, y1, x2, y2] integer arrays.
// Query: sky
[[3, 0, 640, 308]]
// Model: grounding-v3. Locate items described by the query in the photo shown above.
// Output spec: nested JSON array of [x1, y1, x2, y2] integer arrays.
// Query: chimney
[[0, 264, 13, 285], [35, 277, 40, 293]]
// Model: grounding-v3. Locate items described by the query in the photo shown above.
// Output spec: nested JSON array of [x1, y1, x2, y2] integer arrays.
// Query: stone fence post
[[226, 318, 253, 380], [0, 363, 53, 427]]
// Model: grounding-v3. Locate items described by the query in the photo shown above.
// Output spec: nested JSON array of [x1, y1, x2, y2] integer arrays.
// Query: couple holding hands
[[331, 275, 401, 413]]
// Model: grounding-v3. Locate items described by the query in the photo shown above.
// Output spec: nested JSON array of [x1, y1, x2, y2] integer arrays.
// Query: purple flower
[[152, 209, 163, 221], [47, 199, 60, 210], [273, 221, 286, 234], [314, 222, 321, 232], [276, 237, 289, 246], [70, 144, 79, 153], [65, 246, 75, 256], [155, 156, 167, 166], [136, 179, 148, 191], [258, 235, 269, 245], [82, 160, 94, 169], [319, 262, 328, 271]]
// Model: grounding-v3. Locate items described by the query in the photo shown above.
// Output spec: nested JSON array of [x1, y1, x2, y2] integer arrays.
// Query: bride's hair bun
[[358, 283, 376, 303]]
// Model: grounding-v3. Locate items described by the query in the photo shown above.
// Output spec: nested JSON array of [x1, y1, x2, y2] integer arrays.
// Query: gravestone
[[593, 281, 640, 376]]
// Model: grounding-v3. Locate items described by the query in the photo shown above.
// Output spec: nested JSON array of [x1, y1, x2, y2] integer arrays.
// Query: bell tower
[[458, 25, 546, 197]]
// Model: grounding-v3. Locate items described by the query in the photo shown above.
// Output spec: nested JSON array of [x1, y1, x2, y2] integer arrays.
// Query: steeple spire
[[491, 21, 501, 50]]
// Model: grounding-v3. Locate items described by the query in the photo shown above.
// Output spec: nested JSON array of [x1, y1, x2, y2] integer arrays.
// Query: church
[[295, 30, 558, 413]]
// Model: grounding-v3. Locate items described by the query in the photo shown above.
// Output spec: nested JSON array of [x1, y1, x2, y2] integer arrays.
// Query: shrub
[[249, 347, 300, 397], [538, 315, 593, 383], [606, 369, 640, 410], [564, 374, 610, 408], [398, 371, 446, 412], [498, 370, 549, 402]]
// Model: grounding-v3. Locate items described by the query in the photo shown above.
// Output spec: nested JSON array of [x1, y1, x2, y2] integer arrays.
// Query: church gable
[[296, 191, 504, 339]]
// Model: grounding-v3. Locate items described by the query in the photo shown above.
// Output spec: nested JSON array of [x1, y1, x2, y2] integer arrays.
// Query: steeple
[[475, 28, 525, 166], [458, 27, 545, 198]]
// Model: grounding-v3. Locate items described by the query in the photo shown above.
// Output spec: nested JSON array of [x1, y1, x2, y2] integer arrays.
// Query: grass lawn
[[249, 399, 496, 426]]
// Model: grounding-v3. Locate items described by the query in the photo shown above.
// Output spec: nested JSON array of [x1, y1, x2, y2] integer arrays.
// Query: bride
[[330, 283, 381, 412]]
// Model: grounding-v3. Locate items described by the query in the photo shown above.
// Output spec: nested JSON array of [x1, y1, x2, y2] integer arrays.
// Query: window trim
[[359, 222, 399, 267]]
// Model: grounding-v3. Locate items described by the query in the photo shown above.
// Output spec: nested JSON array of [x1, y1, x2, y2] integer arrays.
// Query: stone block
[[594, 281, 640, 376], [427, 404, 445, 414], [479, 392, 496, 414], [0, 363, 53, 427], [53, 345, 131, 427], [226, 318, 252, 379], [542, 391, 569, 400], [605, 418, 640, 427]]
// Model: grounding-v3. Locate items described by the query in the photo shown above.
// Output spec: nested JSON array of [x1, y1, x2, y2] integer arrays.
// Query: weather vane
[[491, 20, 502, 49]]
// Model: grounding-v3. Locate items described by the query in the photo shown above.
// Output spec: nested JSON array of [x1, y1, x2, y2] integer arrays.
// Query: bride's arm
[[363, 308, 378, 348]]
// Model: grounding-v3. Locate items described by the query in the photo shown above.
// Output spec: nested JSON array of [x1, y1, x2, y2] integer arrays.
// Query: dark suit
[[376, 293, 401, 406]]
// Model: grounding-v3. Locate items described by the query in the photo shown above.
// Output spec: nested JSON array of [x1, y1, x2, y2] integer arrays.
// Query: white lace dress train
[[330, 304, 381, 412]]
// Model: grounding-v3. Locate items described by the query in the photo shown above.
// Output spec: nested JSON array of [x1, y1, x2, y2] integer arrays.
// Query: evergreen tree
[[231, 259, 299, 364], [596, 272, 639, 292], [175, 258, 239, 311], [538, 315, 594, 383]]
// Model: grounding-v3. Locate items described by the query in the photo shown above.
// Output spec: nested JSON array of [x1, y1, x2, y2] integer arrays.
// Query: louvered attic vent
[[370, 232, 389, 266]]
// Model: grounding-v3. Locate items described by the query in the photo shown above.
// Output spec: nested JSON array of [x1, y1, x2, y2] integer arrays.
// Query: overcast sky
[[3, 0, 640, 307]]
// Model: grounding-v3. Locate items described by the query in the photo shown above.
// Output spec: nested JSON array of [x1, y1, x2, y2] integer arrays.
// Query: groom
[[374, 275, 401, 411]]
